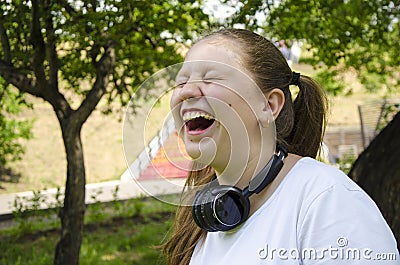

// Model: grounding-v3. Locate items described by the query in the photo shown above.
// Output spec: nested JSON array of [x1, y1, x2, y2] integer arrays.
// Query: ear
[[258, 88, 285, 127]]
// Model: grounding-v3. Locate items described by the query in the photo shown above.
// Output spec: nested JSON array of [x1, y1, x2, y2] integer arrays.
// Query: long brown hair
[[163, 28, 328, 264]]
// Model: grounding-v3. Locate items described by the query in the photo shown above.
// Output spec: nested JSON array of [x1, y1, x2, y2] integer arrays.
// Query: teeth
[[183, 111, 214, 122]]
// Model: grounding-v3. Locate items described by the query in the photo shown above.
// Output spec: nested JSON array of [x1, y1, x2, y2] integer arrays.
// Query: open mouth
[[183, 111, 215, 135]]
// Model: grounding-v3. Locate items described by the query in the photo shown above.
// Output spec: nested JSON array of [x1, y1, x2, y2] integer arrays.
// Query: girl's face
[[170, 39, 274, 178]]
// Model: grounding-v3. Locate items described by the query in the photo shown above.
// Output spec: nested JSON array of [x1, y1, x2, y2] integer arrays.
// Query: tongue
[[187, 117, 214, 131]]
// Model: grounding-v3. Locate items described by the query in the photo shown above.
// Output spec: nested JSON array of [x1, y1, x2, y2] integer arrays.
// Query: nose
[[178, 81, 203, 101]]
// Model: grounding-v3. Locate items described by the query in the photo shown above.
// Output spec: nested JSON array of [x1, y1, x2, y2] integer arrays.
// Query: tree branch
[[0, 60, 74, 122], [0, 61, 41, 97], [30, 0, 47, 87], [72, 44, 116, 129], [43, 0, 59, 89], [0, 21, 12, 65], [24, 1, 72, 122]]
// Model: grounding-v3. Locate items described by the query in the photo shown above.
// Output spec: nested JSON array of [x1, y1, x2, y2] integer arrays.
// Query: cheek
[[226, 101, 259, 136], [217, 94, 255, 122], [170, 88, 185, 133], [170, 88, 181, 109]]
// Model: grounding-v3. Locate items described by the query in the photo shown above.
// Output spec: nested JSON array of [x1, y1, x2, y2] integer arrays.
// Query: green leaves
[[314, 69, 345, 96], [228, 0, 399, 91], [1, 0, 212, 109], [0, 78, 33, 166]]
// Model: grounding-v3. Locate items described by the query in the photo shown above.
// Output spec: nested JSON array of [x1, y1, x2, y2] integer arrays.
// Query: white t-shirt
[[189, 157, 399, 265]]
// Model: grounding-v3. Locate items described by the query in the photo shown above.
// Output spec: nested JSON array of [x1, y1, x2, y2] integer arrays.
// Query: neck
[[247, 153, 301, 216], [216, 138, 273, 189]]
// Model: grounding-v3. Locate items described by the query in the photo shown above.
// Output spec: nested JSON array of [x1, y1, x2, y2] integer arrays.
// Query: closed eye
[[175, 80, 188, 87], [203, 69, 224, 82], [203, 77, 224, 84]]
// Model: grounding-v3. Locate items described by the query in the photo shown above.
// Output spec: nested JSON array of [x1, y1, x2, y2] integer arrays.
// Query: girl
[[164, 28, 398, 265]]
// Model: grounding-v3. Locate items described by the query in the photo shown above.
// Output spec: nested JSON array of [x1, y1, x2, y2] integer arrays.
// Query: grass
[[0, 195, 178, 265]]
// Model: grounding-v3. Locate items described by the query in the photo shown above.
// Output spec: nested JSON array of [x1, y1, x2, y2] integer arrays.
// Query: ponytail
[[283, 74, 328, 158]]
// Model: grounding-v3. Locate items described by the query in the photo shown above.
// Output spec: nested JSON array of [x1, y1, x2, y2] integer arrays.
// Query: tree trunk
[[348, 111, 400, 249], [54, 121, 86, 265]]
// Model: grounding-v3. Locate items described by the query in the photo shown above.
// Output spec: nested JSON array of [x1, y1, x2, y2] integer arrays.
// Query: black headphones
[[192, 146, 288, 232]]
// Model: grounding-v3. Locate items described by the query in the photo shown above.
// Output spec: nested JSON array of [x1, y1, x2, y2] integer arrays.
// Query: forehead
[[184, 38, 243, 68], [176, 39, 248, 80]]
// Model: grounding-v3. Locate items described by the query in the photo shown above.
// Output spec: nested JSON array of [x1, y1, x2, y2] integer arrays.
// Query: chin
[[185, 144, 201, 160], [183, 135, 219, 166]]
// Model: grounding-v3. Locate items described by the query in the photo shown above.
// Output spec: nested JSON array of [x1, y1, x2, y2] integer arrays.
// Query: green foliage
[[314, 69, 346, 96], [1, 2, 211, 263], [11, 188, 63, 234], [9, 185, 175, 237], [1, 196, 177, 264], [0, 78, 33, 166], [227, 0, 399, 91], [359, 71, 387, 93], [377, 102, 400, 132], [1, 0, 212, 112], [337, 153, 357, 175]]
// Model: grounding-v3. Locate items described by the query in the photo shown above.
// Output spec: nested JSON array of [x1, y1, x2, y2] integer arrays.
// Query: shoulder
[[285, 157, 381, 220], [287, 158, 398, 258], [281, 157, 392, 236], [290, 157, 352, 183], [283, 157, 364, 202]]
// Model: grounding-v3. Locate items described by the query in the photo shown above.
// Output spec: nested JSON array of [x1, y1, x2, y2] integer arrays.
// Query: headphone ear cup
[[192, 185, 251, 232], [211, 186, 250, 231], [192, 189, 214, 232], [201, 188, 221, 231]]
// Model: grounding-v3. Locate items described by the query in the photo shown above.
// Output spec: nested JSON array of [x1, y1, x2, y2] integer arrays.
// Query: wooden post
[[358, 105, 366, 149]]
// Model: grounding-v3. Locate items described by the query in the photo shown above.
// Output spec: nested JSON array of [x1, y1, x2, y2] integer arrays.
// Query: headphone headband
[[246, 146, 287, 196]]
